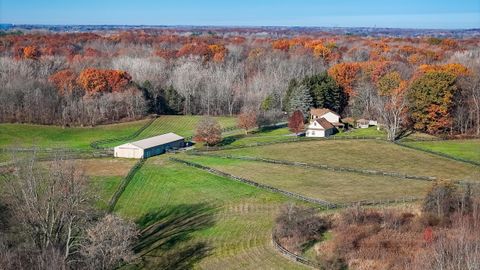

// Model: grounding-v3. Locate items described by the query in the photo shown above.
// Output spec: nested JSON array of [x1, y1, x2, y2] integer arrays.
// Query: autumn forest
[[1, 29, 479, 138]]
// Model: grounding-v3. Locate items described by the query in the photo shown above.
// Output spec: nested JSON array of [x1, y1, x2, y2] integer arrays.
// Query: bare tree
[[80, 214, 138, 270], [3, 154, 91, 266]]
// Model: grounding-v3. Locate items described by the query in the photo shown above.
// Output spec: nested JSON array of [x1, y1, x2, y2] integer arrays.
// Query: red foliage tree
[[423, 226, 433, 244], [288, 110, 305, 135]]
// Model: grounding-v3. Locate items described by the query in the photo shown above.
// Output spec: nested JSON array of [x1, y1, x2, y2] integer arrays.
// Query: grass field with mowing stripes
[[113, 157, 308, 270], [0, 116, 237, 150], [0, 120, 149, 149]]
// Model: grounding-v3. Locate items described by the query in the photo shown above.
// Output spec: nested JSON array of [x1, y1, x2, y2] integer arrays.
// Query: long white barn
[[114, 133, 184, 159]]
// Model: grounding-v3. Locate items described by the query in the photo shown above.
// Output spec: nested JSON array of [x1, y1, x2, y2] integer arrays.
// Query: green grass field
[[334, 126, 386, 138], [113, 157, 307, 269], [212, 140, 479, 181], [178, 154, 431, 203], [3, 116, 477, 269], [403, 139, 480, 163], [0, 120, 149, 149], [0, 115, 238, 150]]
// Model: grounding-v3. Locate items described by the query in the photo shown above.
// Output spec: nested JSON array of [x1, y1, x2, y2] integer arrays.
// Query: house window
[[312, 131, 315, 135]]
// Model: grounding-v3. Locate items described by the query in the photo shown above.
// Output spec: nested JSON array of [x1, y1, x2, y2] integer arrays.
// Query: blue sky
[[1, 0, 479, 29]]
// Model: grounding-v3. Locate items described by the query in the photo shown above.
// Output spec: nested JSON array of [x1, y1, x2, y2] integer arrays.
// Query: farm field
[[218, 126, 386, 148], [212, 140, 479, 181], [64, 158, 137, 209], [0, 115, 238, 150], [334, 126, 386, 137], [178, 154, 431, 203], [98, 115, 238, 148], [0, 120, 149, 149], [217, 127, 295, 147], [403, 139, 480, 163], [112, 157, 307, 270]]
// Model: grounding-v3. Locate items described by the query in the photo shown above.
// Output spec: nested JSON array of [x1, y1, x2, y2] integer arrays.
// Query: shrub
[[275, 204, 330, 253]]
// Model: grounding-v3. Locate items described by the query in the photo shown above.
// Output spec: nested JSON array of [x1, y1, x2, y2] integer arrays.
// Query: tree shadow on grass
[[132, 203, 216, 269], [217, 134, 245, 147]]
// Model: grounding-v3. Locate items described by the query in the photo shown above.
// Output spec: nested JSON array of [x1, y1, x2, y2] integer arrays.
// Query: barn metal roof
[[124, 133, 184, 149]]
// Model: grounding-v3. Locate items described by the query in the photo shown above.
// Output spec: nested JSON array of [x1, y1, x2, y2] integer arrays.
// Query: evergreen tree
[[288, 85, 313, 116], [282, 79, 299, 112], [301, 72, 347, 113]]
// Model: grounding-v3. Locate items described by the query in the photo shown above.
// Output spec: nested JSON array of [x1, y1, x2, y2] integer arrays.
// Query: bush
[[275, 204, 330, 253]]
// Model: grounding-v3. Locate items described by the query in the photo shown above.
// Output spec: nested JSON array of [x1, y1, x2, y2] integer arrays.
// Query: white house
[[305, 117, 337, 137], [310, 108, 340, 124], [114, 133, 184, 159]]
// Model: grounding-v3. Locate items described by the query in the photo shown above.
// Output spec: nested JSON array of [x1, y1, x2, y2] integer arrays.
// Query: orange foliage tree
[[418, 63, 470, 77], [313, 44, 331, 60], [23, 46, 41, 60], [49, 69, 79, 95], [77, 68, 132, 95], [272, 39, 291, 51], [208, 44, 226, 62], [328, 63, 362, 96]]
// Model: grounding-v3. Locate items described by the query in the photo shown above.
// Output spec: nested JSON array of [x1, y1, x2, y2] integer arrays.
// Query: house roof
[[314, 117, 335, 129], [119, 133, 184, 150], [310, 108, 340, 117]]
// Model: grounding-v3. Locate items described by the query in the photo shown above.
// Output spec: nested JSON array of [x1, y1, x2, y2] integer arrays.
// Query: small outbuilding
[[114, 133, 184, 159], [356, 119, 370, 129]]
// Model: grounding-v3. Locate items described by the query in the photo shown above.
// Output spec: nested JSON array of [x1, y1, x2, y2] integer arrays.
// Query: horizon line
[[2, 23, 479, 31]]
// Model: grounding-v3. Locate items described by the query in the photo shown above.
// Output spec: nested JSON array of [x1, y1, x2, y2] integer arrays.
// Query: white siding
[[114, 143, 144, 159], [306, 129, 325, 137]]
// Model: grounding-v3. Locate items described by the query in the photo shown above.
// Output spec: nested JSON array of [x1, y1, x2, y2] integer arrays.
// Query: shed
[[114, 133, 184, 159]]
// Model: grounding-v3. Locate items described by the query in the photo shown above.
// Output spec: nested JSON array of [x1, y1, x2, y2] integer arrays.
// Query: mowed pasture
[[0, 115, 237, 150], [98, 115, 238, 148], [178, 154, 431, 203], [403, 139, 480, 163], [0, 120, 149, 149], [212, 140, 479, 181], [112, 157, 306, 270]]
